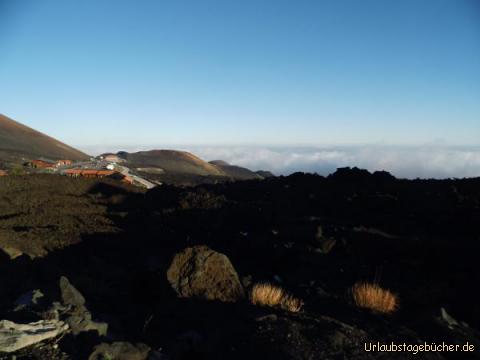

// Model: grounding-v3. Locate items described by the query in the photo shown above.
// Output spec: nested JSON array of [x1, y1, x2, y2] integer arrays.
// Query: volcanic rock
[[60, 276, 86, 307], [56, 277, 108, 336], [0, 319, 68, 353], [88, 341, 151, 360], [14, 289, 45, 312], [167, 246, 245, 302]]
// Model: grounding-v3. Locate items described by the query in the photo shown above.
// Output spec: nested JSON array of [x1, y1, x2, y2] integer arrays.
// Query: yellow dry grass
[[250, 283, 303, 312], [351, 282, 398, 314]]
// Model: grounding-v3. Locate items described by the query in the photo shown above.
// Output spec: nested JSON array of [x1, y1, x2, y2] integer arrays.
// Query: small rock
[[14, 290, 44, 311], [172, 331, 204, 359], [316, 287, 329, 298], [328, 330, 348, 350], [255, 314, 278, 322], [65, 310, 108, 336], [88, 342, 150, 360], [440, 307, 459, 329], [0, 319, 68, 353], [149, 349, 169, 360], [60, 276, 85, 307], [1, 247, 23, 260], [241, 275, 253, 288], [57, 277, 108, 336], [315, 226, 336, 254]]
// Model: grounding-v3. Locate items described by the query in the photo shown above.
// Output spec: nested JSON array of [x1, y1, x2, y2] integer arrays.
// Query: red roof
[[64, 169, 117, 177], [81, 169, 98, 175], [96, 170, 116, 176], [64, 169, 83, 175], [31, 160, 55, 168]]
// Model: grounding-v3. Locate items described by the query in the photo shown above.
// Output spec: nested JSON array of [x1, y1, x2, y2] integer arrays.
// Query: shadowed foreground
[[0, 169, 479, 359]]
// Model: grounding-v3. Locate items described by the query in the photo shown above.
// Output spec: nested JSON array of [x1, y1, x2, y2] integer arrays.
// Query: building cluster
[[27, 158, 134, 185], [30, 159, 73, 169], [64, 168, 134, 184]]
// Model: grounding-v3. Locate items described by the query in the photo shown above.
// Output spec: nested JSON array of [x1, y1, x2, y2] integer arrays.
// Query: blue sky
[[1, 0, 479, 176]]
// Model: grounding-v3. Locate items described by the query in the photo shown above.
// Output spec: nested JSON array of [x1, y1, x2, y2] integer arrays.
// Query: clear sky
[[1, 0, 479, 171]]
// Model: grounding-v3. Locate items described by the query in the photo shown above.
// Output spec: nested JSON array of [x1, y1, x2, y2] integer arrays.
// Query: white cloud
[[189, 145, 480, 179]]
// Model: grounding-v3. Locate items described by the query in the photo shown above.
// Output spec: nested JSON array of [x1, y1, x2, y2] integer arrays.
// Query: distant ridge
[[119, 150, 225, 176], [209, 160, 262, 180], [105, 150, 268, 185], [0, 114, 90, 161]]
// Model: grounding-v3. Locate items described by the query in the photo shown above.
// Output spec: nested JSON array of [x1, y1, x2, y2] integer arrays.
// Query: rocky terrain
[[0, 168, 480, 359]]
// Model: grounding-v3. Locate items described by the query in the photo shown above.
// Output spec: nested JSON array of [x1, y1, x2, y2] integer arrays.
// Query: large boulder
[[167, 246, 245, 302]]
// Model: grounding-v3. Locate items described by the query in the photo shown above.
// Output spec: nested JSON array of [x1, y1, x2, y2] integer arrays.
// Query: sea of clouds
[[189, 145, 480, 179], [80, 145, 480, 179]]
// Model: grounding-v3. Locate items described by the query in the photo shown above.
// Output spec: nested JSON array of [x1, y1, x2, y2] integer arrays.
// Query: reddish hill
[[112, 150, 270, 185], [119, 150, 225, 176], [0, 114, 90, 161]]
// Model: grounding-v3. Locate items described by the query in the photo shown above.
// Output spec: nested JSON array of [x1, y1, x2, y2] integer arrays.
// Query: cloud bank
[[80, 145, 480, 179], [188, 145, 480, 179]]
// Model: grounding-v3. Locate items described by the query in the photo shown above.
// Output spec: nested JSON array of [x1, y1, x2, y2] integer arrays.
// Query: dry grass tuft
[[351, 282, 398, 314], [280, 294, 304, 313], [250, 283, 303, 312]]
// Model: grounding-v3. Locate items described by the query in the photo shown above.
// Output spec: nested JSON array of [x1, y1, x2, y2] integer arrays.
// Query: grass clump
[[250, 282, 303, 313], [351, 282, 398, 314]]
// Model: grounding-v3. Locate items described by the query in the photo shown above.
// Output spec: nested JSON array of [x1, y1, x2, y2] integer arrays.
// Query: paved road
[[116, 164, 157, 189]]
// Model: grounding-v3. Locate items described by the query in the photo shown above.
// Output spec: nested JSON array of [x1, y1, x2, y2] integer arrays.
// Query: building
[[103, 154, 123, 163], [96, 170, 116, 177], [0, 170, 7, 176], [56, 159, 73, 167], [64, 169, 116, 178], [63, 169, 83, 177], [62, 168, 137, 185], [30, 160, 55, 169]]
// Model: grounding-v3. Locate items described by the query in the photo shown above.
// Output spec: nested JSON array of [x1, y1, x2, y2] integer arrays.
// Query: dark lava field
[[0, 168, 479, 359]]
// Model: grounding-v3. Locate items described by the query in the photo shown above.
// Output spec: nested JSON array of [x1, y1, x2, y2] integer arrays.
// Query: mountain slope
[[209, 160, 262, 180], [118, 150, 225, 176], [112, 150, 267, 185], [0, 114, 90, 161]]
